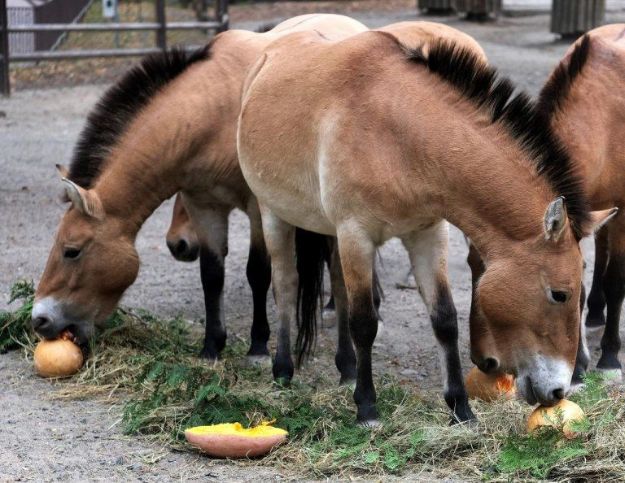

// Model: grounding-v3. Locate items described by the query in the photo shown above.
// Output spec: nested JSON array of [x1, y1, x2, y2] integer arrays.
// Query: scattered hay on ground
[[2, 280, 625, 479]]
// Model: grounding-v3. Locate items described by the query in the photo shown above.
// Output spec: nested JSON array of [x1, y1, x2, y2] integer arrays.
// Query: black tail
[[295, 228, 330, 367]]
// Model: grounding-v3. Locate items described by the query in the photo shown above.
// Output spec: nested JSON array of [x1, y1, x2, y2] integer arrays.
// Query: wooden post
[[155, 0, 166, 52], [551, 0, 605, 37], [0, 0, 10, 96], [215, 0, 228, 33], [456, 0, 502, 21], [417, 0, 456, 15]]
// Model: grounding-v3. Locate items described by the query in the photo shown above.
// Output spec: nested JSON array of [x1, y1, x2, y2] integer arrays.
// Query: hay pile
[[3, 280, 625, 479]]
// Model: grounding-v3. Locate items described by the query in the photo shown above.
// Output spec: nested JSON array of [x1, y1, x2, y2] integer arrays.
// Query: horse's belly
[[241, 161, 336, 235]]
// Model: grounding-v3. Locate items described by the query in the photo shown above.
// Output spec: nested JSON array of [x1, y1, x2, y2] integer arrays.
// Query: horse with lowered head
[[237, 29, 615, 424], [538, 25, 625, 380], [31, 14, 368, 367]]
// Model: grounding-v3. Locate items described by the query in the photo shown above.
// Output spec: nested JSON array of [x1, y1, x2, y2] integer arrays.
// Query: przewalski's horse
[[31, 15, 369, 365], [162, 21, 486, 379], [238, 30, 615, 424], [536, 25, 625, 380]]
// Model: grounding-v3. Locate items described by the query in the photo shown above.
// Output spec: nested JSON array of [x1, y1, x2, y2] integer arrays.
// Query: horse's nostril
[[478, 357, 500, 374], [32, 316, 51, 331], [552, 388, 565, 401], [176, 240, 188, 255]]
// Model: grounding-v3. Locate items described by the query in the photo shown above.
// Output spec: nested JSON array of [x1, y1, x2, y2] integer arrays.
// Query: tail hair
[[295, 228, 330, 367]]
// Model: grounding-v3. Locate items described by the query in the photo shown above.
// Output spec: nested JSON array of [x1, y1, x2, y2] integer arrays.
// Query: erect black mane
[[68, 44, 211, 188], [403, 39, 590, 238], [537, 35, 591, 116]]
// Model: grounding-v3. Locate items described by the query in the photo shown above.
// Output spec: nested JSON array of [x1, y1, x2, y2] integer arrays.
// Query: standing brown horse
[[238, 29, 615, 424], [537, 25, 625, 381], [162, 21, 486, 383], [32, 14, 368, 368]]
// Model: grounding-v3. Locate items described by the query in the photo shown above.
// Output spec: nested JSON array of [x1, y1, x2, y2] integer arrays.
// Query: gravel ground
[[1, 9, 625, 481]]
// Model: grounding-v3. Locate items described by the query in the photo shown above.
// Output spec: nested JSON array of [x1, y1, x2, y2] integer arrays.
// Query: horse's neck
[[551, 55, 625, 204], [92, 51, 247, 235], [399, 99, 552, 258]]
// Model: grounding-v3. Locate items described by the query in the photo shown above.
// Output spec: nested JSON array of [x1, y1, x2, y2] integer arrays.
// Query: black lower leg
[[572, 282, 589, 385], [597, 255, 625, 373], [329, 242, 356, 384], [272, 326, 294, 384], [246, 242, 271, 357], [586, 228, 609, 328], [199, 246, 227, 359], [336, 316, 357, 384], [432, 284, 474, 423], [350, 292, 379, 423]]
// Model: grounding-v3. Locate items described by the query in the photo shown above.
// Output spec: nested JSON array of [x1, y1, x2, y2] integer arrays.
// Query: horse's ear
[[61, 178, 104, 220], [55, 164, 69, 178], [543, 197, 568, 242], [581, 207, 619, 237]]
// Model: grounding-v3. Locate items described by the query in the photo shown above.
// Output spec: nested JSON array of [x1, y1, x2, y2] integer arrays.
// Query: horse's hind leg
[[260, 208, 297, 384], [328, 239, 357, 385], [596, 225, 625, 382], [402, 222, 474, 423], [184, 201, 230, 360], [245, 201, 272, 364], [586, 225, 609, 328]]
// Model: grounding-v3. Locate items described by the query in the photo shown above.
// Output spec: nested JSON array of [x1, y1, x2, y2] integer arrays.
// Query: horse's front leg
[[402, 222, 474, 423], [336, 223, 379, 425], [572, 281, 590, 388], [260, 208, 297, 384], [586, 225, 609, 328], [185, 201, 230, 360], [245, 200, 272, 364], [596, 224, 625, 382]]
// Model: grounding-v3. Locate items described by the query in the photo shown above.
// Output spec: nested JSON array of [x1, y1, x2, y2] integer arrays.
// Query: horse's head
[[469, 198, 617, 406], [32, 172, 139, 344], [166, 194, 199, 262]]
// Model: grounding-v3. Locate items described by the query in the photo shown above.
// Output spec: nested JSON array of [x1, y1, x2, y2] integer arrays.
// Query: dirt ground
[[2, 7, 625, 481]]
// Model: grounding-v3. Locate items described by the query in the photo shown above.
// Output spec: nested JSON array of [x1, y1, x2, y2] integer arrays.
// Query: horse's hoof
[[338, 377, 356, 388], [273, 376, 292, 388], [199, 348, 220, 361], [246, 354, 272, 368], [358, 419, 382, 429], [585, 312, 605, 329], [595, 368, 622, 384]]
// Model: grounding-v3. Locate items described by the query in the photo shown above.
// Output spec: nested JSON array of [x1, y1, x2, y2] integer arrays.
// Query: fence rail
[[0, 0, 229, 96]]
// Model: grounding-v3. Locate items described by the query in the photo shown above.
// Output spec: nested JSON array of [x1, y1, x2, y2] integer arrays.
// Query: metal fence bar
[[0, 1, 228, 96], [0, 0, 9, 96], [7, 21, 222, 32], [155, 0, 166, 52]]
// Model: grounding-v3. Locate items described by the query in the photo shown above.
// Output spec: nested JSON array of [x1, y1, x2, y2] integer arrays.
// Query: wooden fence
[[0, 0, 229, 96]]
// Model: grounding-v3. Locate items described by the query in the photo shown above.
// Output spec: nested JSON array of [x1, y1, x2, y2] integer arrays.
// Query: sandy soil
[[1, 9, 625, 481]]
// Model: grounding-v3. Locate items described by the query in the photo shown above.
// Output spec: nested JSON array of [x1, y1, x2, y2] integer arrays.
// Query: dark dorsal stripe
[[537, 35, 591, 116], [68, 44, 211, 189], [402, 39, 590, 239]]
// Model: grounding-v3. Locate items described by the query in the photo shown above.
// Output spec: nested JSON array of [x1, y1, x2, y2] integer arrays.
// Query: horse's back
[[268, 13, 368, 39], [238, 31, 444, 236]]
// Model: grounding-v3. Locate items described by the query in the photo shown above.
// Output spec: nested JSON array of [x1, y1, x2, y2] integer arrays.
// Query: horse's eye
[[550, 290, 569, 304], [63, 248, 82, 260]]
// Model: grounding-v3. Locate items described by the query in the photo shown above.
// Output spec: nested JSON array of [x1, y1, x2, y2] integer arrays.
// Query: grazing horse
[[537, 25, 625, 380], [31, 14, 368, 366], [163, 21, 486, 379], [238, 30, 615, 424]]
